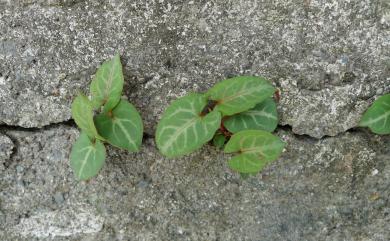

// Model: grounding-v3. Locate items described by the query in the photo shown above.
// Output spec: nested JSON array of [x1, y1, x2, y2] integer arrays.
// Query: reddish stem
[[107, 110, 113, 118], [219, 116, 232, 137], [273, 88, 281, 102]]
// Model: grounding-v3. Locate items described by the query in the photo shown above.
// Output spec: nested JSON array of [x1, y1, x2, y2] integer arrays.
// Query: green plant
[[156, 76, 285, 175], [70, 54, 143, 180], [359, 93, 390, 134]]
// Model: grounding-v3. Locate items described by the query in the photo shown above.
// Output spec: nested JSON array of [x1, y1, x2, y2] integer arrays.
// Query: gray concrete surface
[[0, 133, 13, 170], [0, 126, 389, 240], [0, 0, 389, 240], [0, 0, 388, 137]]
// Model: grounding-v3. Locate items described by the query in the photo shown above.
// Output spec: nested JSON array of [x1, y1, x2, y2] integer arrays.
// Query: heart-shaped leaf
[[224, 130, 284, 173], [95, 100, 143, 152], [90, 54, 124, 112], [224, 98, 278, 133], [70, 132, 106, 180], [359, 94, 390, 134], [207, 76, 275, 116], [156, 93, 221, 157], [71, 94, 103, 140]]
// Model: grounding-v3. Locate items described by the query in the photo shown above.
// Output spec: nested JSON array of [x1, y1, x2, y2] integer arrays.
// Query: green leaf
[[224, 130, 285, 173], [70, 132, 106, 180], [213, 132, 226, 149], [156, 93, 221, 157], [207, 76, 275, 116], [90, 54, 124, 112], [95, 100, 143, 152], [71, 94, 103, 140], [359, 94, 390, 135], [224, 98, 278, 133], [239, 172, 257, 179]]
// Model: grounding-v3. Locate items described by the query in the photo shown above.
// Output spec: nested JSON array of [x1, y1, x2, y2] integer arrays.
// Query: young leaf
[[70, 132, 106, 180], [90, 54, 124, 112], [224, 130, 284, 173], [71, 94, 103, 140], [207, 76, 275, 116], [95, 100, 143, 152], [213, 132, 226, 149], [359, 94, 390, 134], [156, 93, 221, 157], [224, 98, 278, 133]]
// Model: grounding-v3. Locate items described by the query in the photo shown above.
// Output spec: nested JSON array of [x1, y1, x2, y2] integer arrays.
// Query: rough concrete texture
[[1, 0, 390, 240], [0, 0, 388, 137], [0, 133, 14, 169], [0, 126, 389, 240]]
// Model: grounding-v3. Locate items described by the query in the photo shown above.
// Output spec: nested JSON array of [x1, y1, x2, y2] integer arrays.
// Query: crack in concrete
[[0, 118, 156, 153], [0, 118, 368, 143], [277, 123, 368, 140], [0, 119, 76, 133]]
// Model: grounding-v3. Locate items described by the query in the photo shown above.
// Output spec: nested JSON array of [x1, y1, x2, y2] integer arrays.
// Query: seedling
[[70, 54, 143, 180], [156, 76, 285, 175], [359, 93, 390, 134]]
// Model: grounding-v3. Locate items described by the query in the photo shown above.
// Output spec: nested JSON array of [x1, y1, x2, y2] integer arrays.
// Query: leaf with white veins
[[70, 132, 106, 180], [95, 100, 143, 152], [224, 98, 278, 133], [90, 54, 124, 112], [71, 94, 103, 140], [207, 76, 275, 116], [224, 130, 284, 173], [156, 93, 221, 157], [359, 94, 390, 134]]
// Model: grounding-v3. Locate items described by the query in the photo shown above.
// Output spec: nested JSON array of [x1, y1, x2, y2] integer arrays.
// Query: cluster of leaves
[[155, 76, 285, 175], [70, 54, 143, 180], [359, 93, 390, 134]]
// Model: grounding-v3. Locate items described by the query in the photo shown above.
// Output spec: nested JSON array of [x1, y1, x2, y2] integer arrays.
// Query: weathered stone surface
[[1, 1, 390, 240], [0, 125, 389, 240], [13, 204, 104, 238], [0, 0, 389, 137], [0, 133, 13, 169]]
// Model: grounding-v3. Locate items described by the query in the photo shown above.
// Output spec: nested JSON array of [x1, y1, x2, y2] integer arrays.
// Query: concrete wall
[[0, 0, 389, 240]]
